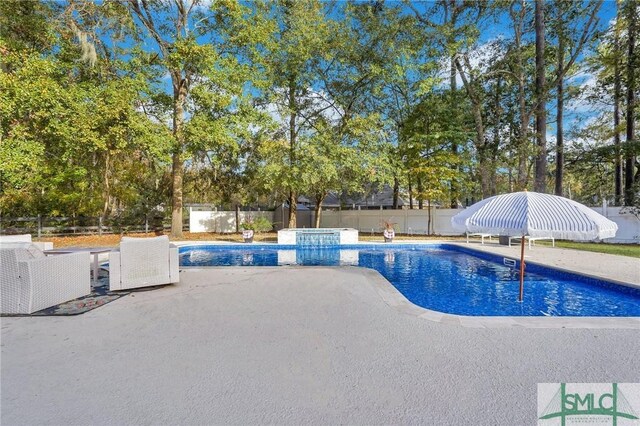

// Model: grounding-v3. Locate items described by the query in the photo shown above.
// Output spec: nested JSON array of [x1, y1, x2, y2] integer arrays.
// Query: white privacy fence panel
[[319, 207, 638, 242], [189, 210, 274, 233], [189, 206, 639, 243], [590, 207, 639, 244], [319, 208, 459, 235], [431, 209, 462, 236]]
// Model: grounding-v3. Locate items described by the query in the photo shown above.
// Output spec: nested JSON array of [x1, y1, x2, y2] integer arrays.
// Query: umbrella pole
[[519, 235, 525, 301]]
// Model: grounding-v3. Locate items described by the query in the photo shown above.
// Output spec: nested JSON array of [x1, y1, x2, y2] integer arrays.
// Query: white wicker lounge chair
[[109, 236, 179, 291], [0, 243, 90, 314], [0, 234, 53, 250], [465, 232, 497, 244], [508, 235, 555, 249]]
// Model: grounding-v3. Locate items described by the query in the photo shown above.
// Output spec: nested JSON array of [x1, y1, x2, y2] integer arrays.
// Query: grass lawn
[[534, 240, 640, 258], [40, 232, 639, 258]]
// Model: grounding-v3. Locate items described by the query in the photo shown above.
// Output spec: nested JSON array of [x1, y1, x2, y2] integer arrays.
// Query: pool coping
[[176, 241, 640, 329]]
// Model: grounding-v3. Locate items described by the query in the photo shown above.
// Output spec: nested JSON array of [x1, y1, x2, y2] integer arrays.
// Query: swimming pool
[[179, 244, 640, 317]]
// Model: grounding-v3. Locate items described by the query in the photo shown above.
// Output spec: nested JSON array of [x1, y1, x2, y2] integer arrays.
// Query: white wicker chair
[[0, 234, 53, 250], [0, 243, 90, 314], [109, 236, 179, 291]]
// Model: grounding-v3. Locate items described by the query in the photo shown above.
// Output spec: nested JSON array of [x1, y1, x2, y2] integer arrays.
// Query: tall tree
[[123, 0, 203, 237], [122, 0, 263, 236], [534, 0, 547, 192], [409, 0, 482, 199], [625, 0, 638, 206], [443, 0, 463, 207], [401, 91, 467, 224], [554, 3, 566, 196], [614, 0, 623, 205], [507, 0, 533, 190], [550, 0, 602, 196], [255, 1, 393, 227], [307, 2, 397, 226], [255, 0, 336, 227]]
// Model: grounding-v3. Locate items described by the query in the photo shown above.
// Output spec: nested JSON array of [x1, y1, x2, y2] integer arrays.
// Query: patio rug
[[1, 270, 166, 317]]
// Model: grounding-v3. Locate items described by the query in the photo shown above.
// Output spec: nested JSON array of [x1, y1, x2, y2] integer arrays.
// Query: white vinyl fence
[[189, 209, 274, 233], [589, 206, 639, 244], [189, 206, 640, 243], [319, 208, 460, 235]]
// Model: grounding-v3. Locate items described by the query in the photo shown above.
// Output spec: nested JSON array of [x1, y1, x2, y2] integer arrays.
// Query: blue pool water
[[179, 244, 640, 317]]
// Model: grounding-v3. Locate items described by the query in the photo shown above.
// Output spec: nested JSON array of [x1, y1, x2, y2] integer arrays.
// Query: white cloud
[[192, 0, 213, 11], [437, 40, 506, 89], [262, 87, 344, 129]]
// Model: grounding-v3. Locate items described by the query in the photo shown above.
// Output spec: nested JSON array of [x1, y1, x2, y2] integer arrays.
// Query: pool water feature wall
[[296, 232, 339, 246], [278, 228, 358, 245]]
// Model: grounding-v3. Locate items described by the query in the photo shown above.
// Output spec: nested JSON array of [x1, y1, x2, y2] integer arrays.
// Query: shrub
[[253, 216, 273, 233]]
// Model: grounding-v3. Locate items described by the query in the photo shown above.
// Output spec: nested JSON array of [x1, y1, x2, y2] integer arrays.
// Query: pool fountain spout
[[277, 228, 358, 246]]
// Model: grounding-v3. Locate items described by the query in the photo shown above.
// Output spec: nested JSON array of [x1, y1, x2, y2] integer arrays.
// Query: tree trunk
[[534, 0, 547, 193], [614, 2, 623, 205], [417, 176, 423, 209], [625, 0, 637, 206], [101, 151, 110, 221], [427, 199, 432, 235], [470, 104, 489, 197], [444, 0, 460, 208], [314, 193, 325, 228], [555, 33, 564, 196], [512, 0, 529, 190], [454, 58, 489, 197], [450, 57, 459, 208], [314, 204, 321, 228], [288, 77, 298, 224], [477, 147, 492, 198], [170, 76, 187, 238], [491, 77, 502, 196], [517, 70, 529, 189], [288, 190, 297, 228], [171, 151, 183, 237], [235, 204, 240, 233], [392, 176, 399, 209], [408, 173, 413, 209]]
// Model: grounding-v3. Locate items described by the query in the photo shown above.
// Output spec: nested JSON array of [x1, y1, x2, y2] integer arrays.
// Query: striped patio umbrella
[[451, 191, 618, 301]]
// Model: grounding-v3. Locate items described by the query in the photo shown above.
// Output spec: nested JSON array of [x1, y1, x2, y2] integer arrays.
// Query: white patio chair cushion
[[0, 234, 33, 243], [0, 234, 53, 250], [0, 242, 45, 260]]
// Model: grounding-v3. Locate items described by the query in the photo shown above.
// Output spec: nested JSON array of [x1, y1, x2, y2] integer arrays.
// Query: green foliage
[[239, 220, 254, 231], [253, 216, 273, 233], [0, 0, 628, 222], [0, 0, 55, 52], [399, 91, 472, 205], [0, 1, 171, 217], [240, 216, 272, 233]]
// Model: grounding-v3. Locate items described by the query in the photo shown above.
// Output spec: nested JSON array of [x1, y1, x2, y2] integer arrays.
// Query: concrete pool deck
[[2, 266, 639, 425]]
